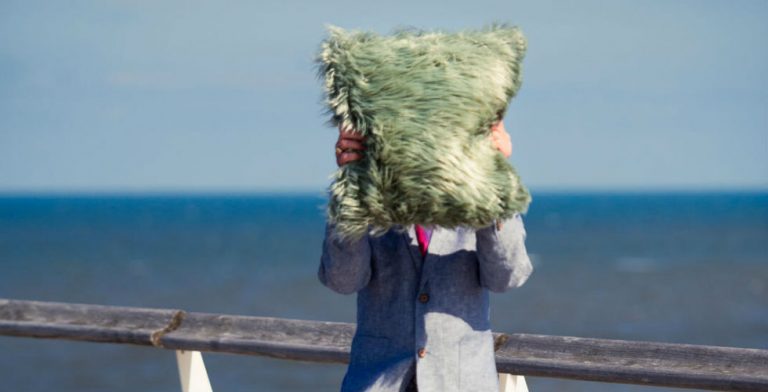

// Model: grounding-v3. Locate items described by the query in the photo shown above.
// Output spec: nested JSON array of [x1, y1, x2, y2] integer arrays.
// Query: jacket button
[[417, 348, 426, 358], [418, 293, 430, 303]]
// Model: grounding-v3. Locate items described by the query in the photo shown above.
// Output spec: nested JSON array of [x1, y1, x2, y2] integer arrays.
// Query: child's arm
[[476, 117, 531, 291], [319, 125, 372, 294], [475, 213, 533, 292], [317, 224, 373, 294]]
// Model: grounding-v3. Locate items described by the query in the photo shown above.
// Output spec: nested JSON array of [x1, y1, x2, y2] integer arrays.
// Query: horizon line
[[0, 186, 766, 197]]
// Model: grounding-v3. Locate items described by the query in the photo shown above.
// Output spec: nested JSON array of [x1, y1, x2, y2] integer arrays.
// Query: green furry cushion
[[317, 23, 531, 240]]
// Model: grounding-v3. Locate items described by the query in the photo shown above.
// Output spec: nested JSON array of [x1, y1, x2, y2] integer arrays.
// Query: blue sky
[[0, 0, 766, 193]]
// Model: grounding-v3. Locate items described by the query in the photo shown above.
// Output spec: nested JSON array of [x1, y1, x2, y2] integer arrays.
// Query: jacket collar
[[403, 225, 443, 274]]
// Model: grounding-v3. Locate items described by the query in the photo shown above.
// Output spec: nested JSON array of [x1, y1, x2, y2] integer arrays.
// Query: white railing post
[[499, 373, 529, 392], [176, 350, 213, 392]]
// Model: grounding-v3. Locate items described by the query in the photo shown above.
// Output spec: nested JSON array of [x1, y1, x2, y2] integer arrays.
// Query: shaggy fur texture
[[317, 23, 531, 240]]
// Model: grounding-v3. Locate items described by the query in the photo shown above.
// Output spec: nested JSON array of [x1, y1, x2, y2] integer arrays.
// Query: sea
[[0, 191, 766, 392]]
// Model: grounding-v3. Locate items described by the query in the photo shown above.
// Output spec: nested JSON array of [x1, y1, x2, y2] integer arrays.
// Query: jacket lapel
[[403, 225, 423, 273], [403, 225, 445, 274]]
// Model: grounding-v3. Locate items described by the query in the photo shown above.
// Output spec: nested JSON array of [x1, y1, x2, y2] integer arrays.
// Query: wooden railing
[[1, 298, 767, 391]]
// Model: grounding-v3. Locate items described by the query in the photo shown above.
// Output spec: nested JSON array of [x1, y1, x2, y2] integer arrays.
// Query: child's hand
[[490, 120, 513, 158], [335, 125, 367, 167]]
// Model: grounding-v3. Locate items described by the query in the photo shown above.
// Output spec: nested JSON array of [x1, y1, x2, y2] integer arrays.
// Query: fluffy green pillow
[[316, 23, 531, 240]]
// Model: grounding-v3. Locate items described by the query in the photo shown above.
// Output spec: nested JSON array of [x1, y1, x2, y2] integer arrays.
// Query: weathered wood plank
[[493, 333, 768, 391], [1, 298, 766, 391], [159, 311, 354, 363], [0, 298, 182, 346]]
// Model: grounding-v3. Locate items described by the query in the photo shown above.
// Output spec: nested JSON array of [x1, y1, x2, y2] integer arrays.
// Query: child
[[319, 120, 532, 392]]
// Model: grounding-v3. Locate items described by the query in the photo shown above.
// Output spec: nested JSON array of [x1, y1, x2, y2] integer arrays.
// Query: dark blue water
[[1, 192, 766, 391]]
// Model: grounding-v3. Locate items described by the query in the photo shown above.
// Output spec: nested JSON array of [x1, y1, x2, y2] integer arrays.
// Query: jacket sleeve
[[317, 223, 373, 295], [475, 213, 533, 293]]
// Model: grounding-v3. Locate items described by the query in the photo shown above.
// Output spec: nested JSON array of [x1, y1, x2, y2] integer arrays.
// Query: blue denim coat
[[318, 214, 533, 392]]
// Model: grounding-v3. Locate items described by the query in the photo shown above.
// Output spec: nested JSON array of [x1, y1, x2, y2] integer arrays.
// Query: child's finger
[[338, 139, 366, 151], [339, 126, 366, 140], [337, 151, 363, 166]]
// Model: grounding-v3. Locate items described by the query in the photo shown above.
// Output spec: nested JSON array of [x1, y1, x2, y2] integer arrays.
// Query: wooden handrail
[[1, 298, 766, 391]]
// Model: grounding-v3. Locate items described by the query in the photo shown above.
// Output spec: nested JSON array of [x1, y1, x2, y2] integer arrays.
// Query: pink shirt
[[414, 224, 433, 257]]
